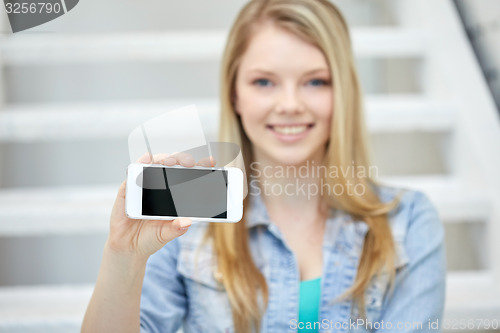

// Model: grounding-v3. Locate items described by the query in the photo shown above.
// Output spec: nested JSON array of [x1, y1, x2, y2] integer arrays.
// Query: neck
[[250, 150, 330, 228]]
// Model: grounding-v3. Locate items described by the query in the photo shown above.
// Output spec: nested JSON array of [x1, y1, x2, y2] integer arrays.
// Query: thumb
[[159, 217, 193, 243]]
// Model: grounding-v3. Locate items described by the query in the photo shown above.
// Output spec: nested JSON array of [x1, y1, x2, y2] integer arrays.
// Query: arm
[[140, 237, 187, 333], [81, 231, 188, 333], [81, 242, 149, 333], [379, 191, 447, 332], [81, 152, 209, 333]]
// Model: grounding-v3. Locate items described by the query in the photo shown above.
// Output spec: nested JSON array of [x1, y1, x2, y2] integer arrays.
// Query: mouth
[[265, 123, 315, 143], [266, 123, 315, 135]]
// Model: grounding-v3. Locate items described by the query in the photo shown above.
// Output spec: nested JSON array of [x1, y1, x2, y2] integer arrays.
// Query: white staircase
[[0, 0, 499, 332]]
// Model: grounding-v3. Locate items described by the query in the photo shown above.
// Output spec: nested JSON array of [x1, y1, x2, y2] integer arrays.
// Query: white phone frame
[[125, 163, 243, 223]]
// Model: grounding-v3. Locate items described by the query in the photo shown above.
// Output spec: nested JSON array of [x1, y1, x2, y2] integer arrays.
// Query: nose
[[274, 84, 305, 114]]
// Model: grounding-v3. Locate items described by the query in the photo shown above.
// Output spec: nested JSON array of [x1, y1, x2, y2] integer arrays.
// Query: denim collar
[[244, 183, 369, 251], [245, 184, 272, 229]]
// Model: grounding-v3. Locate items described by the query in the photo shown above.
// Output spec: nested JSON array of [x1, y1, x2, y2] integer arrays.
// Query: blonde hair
[[202, 1, 403, 332]]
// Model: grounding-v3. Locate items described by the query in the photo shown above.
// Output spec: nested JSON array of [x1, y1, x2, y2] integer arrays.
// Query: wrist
[[102, 241, 149, 277]]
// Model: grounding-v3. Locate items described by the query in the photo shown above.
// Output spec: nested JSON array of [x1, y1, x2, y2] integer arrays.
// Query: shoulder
[[374, 184, 445, 267], [376, 184, 442, 236]]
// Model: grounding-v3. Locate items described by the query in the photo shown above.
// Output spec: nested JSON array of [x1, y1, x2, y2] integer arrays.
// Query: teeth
[[272, 125, 308, 135]]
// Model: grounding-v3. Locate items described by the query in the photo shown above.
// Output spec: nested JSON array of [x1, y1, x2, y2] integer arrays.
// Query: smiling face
[[234, 22, 333, 167]]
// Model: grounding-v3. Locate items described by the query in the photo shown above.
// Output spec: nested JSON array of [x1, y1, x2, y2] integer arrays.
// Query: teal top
[[298, 277, 321, 332]]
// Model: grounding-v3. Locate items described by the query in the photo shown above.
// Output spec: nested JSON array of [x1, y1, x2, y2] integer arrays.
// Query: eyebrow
[[247, 68, 330, 76]]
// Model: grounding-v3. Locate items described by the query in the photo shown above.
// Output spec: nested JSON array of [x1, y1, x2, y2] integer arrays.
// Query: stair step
[[446, 271, 500, 324], [0, 99, 219, 142], [0, 28, 428, 65], [0, 95, 456, 142], [365, 95, 457, 132], [0, 271, 497, 332], [0, 175, 490, 236], [0, 284, 92, 332], [379, 175, 491, 223], [0, 185, 116, 236]]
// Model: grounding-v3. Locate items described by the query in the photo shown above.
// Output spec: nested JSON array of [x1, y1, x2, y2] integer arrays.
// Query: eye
[[308, 79, 330, 87], [253, 78, 273, 87]]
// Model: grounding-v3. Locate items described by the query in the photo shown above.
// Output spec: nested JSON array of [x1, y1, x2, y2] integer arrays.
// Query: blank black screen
[[142, 167, 228, 218]]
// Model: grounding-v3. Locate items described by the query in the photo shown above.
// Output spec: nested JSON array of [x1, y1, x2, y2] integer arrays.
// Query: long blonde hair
[[204, 1, 402, 332]]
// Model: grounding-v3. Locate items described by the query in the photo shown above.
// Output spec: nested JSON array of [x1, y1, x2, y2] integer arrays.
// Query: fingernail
[[179, 218, 192, 228]]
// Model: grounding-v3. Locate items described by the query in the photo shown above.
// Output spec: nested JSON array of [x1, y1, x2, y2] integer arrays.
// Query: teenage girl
[[82, 1, 446, 332]]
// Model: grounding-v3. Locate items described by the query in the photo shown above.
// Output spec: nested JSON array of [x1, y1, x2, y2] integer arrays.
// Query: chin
[[271, 151, 313, 167]]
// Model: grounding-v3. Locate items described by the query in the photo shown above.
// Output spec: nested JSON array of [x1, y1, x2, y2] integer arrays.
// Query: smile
[[267, 124, 314, 134], [266, 123, 315, 142], [272, 125, 308, 134]]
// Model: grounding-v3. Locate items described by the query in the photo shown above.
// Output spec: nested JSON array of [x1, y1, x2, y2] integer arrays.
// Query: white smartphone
[[126, 163, 244, 222]]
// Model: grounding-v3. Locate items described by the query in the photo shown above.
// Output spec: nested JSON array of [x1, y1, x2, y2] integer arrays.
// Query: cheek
[[237, 80, 275, 110], [235, 98, 263, 135], [239, 110, 265, 139], [305, 90, 333, 122], [240, 94, 274, 116], [236, 88, 273, 125]]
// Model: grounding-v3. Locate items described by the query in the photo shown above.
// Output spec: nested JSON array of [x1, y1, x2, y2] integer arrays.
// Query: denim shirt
[[140, 185, 446, 333]]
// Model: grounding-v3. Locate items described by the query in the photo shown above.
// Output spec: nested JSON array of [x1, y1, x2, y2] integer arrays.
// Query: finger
[[174, 217, 193, 231], [136, 152, 151, 164], [152, 153, 169, 164], [196, 156, 217, 167], [160, 152, 179, 166], [163, 156, 177, 166], [137, 153, 175, 164], [170, 152, 195, 167], [117, 179, 127, 199], [160, 218, 193, 241]]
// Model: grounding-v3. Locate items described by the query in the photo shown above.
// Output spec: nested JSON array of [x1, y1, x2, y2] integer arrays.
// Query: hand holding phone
[[107, 152, 220, 258], [126, 159, 243, 223]]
